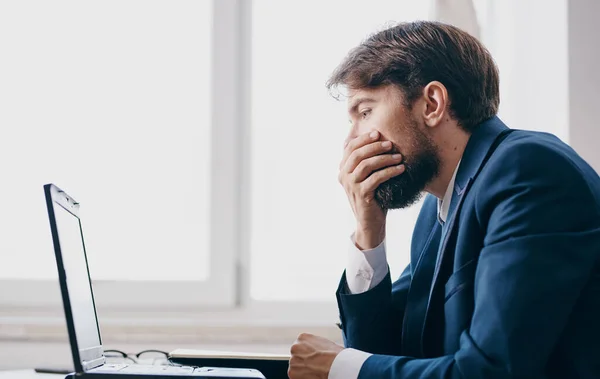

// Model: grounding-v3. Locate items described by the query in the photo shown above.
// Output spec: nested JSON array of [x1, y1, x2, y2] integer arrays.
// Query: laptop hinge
[[82, 356, 106, 371]]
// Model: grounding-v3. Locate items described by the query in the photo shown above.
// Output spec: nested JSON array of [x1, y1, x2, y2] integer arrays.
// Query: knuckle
[[374, 155, 386, 166], [357, 185, 368, 199], [367, 141, 382, 155], [356, 153, 386, 178], [355, 159, 368, 175], [346, 153, 359, 171], [288, 366, 301, 379], [359, 157, 376, 175], [289, 355, 301, 366], [297, 332, 310, 340], [344, 140, 357, 154], [372, 171, 386, 185], [370, 142, 383, 153], [352, 167, 364, 182], [290, 342, 301, 355], [385, 165, 398, 177]]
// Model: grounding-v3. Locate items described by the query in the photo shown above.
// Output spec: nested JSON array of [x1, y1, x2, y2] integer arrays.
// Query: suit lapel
[[400, 209, 441, 357], [417, 117, 511, 354], [430, 178, 473, 295]]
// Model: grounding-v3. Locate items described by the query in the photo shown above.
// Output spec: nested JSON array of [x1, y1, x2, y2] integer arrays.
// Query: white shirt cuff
[[328, 348, 371, 379], [346, 233, 389, 294]]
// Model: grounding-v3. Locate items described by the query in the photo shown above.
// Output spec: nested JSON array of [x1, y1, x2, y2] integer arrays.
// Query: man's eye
[[360, 109, 371, 119]]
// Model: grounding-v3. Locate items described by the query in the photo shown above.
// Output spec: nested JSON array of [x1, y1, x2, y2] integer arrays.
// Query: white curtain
[[430, 0, 480, 39]]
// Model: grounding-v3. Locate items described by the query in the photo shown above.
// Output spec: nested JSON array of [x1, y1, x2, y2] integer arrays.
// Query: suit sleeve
[[336, 264, 411, 355], [354, 142, 600, 378]]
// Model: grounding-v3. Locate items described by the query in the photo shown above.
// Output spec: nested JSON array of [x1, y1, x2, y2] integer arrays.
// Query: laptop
[[43, 183, 266, 379]]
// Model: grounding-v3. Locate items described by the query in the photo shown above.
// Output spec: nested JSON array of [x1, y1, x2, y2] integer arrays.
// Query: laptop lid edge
[[44, 183, 106, 372]]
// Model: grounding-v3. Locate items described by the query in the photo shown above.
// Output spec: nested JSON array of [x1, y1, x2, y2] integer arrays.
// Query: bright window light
[[250, 0, 430, 301], [0, 0, 212, 281]]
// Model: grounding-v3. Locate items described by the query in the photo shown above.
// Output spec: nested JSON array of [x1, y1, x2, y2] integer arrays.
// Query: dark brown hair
[[327, 21, 499, 131]]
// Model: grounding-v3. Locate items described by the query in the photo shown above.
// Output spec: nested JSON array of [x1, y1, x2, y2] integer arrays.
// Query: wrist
[[355, 225, 385, 250]]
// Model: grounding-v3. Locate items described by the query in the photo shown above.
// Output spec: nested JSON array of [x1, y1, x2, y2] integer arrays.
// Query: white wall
[[480, 0, 569, 141], [568, 0, 600, 171], [480, 0, 599, 173]]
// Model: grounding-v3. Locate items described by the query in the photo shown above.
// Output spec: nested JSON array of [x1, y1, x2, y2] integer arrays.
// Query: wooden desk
[[0, 370, 62, 378]]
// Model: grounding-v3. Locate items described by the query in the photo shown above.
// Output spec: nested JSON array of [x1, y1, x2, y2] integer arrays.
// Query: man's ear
[[421, 81, 449, 128]]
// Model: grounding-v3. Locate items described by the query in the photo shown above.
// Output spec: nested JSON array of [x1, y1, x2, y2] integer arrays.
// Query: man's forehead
[[347, 87, 378, 99], [346, 86, 396, 111], [347, 85, 401, 101]]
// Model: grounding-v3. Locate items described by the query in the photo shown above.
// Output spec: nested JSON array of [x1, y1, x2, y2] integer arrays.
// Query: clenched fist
[[288, 333, 344, 379]]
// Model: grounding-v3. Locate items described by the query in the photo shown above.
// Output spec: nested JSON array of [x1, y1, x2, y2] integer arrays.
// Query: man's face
[[346, 85, 440, 209]]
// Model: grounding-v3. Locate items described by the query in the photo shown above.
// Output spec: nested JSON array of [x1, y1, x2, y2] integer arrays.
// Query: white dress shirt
[[329, 164, 460, 379]]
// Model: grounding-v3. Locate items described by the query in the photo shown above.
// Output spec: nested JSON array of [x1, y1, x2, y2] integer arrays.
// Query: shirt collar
[[438, 160, 461, 224]]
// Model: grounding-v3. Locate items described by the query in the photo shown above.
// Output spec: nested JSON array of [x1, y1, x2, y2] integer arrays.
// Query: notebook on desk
[[168, 350, 289, 379]]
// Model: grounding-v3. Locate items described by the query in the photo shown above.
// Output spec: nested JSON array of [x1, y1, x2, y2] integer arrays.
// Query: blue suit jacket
[[336, 117, 600, 378]]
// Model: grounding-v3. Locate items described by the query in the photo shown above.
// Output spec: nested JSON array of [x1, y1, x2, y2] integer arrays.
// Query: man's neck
[[426, 129, 471, 199]]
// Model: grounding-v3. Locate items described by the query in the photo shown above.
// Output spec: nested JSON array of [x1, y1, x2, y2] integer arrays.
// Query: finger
[[343, 140, 394, 174], [287, 366, 309, 379], [297, 332, 313, 340], [345, 131, 379, 156], [289, 355, 302, 367], [360, 164, 406, 196], [352, 153, 403, 183], [290, 342, 306, 355], [340, 131, 380, 169]]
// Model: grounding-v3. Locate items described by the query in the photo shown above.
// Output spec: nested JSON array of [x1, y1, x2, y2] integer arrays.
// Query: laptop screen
[[54, 203, 102, 352], [45, 184, 105, 371]]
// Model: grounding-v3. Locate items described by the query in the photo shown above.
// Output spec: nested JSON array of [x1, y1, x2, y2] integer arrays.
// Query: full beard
[[374, 123, 441, 210]]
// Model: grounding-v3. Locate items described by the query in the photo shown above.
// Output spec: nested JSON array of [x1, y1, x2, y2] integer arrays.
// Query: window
[[1, 0, 565, 320], [0, 0, 229, 307], [250, 0, 430, 301], [474, 0, 569, 141]]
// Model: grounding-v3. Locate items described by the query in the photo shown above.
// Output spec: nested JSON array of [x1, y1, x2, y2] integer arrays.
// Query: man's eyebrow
[[348, 97, 376, 114]]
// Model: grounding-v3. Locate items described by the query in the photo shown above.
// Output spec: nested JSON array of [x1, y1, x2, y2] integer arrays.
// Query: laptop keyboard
[[93, 363, 196, 375], [91, 363, 265, 377]]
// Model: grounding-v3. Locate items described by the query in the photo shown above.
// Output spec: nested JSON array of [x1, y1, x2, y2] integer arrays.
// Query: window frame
[[0, 0, 437, 329], [0, 1, 378, 337], [0, 0, 244, 311], [0, 0, 341, 324]]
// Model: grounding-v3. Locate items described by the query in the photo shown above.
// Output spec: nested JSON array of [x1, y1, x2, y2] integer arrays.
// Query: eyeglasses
[[104, 349, 180, 366]]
